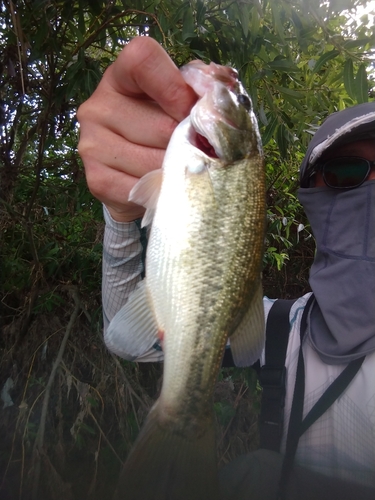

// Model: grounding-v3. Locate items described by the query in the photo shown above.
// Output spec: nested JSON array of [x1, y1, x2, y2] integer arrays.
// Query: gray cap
[[300, 102, 375, 187]]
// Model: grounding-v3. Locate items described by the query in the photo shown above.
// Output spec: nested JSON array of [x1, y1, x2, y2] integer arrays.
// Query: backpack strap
[[278, 295, 366, 499], [259, 298, 297, 452]]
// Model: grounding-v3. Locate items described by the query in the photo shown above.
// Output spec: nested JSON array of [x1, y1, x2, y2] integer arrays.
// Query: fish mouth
[[190, 129, 219, 159], [189, 115, 239, 160]]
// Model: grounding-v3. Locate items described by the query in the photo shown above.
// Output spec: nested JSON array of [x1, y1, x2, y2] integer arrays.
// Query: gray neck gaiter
[[298, 180, 375, 364]]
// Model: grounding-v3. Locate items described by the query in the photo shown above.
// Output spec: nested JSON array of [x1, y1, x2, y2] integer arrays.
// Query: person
[[77, 36, 375, 499]]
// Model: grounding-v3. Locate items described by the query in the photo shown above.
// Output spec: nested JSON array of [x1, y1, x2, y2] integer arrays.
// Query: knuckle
[[77, 136, 95, 160], [84, 167, 107, 199]]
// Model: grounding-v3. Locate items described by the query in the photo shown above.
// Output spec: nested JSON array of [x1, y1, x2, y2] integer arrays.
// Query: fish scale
[[112, 61, 266, 500]]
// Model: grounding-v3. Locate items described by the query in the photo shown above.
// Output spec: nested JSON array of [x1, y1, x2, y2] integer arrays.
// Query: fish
[[112, 60, 266, 500]]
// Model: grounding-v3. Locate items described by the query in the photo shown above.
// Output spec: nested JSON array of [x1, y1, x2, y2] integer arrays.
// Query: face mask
[[298, 180, 375, 364]]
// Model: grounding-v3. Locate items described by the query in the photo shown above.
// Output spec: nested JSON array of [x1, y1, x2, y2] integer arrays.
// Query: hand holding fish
[[77, 37, 197, 222]]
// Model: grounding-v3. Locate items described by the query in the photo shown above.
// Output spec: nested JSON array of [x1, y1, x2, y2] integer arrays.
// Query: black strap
[[277, 298, 311, 499], [221, 345, 235, 367], [259, 299, 297, 452], [299, 354, 365, 436], [278, 295, 366, 499]]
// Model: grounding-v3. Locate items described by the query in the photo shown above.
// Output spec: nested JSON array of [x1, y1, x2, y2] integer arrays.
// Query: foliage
[[0, 0, 374, 498]]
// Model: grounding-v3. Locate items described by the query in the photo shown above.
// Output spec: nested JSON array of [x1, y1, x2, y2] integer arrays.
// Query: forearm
[[102, 205, 144, 333], [102, 206, 163, 362]]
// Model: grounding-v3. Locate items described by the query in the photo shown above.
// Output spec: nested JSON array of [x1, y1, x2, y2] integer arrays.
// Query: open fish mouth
[[181, 59, 253, 159], [188, 76, 254, 162], [189, 128, 219, 159], [189, 107, 241, 160]]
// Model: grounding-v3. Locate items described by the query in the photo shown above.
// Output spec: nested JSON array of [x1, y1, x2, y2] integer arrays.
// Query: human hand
[[77, 37, 197, 222]]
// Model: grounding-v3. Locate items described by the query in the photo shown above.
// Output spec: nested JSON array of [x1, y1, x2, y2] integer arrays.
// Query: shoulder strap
[[278, 295, 366, 499], [259, 298, 297, 452]]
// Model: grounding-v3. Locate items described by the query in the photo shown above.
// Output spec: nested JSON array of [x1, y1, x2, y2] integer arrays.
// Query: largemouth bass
[[113, 61, 266, 500]]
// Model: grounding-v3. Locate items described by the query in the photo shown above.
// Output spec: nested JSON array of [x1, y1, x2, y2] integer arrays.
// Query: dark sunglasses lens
[[323, 159, 370, 188]]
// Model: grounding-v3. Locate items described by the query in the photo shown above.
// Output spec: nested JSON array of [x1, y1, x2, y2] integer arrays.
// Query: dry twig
[[30, 288, 81, 500]]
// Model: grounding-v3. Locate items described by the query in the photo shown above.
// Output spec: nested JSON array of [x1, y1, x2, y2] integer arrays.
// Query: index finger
[[107, 37, 197, 122]]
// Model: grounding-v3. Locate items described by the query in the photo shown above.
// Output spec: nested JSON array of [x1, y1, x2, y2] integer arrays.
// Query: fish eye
[[237, 93, 251, 111]]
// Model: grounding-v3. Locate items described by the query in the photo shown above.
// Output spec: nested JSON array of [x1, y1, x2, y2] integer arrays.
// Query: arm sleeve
[[102, 205, 144, 333], [101, 205, 163, 362]]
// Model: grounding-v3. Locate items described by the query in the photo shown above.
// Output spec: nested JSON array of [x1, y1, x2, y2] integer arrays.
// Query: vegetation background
[[1, 0, 374, 498]]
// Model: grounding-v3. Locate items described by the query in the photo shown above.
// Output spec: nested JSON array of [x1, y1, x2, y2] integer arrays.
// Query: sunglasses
[[317, 157, 375, 189]]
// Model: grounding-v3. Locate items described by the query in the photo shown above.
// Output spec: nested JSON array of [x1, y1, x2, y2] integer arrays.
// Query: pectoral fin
[[229, 282, 265, 367], [129, 169, 163, 227], [105, 280, 162, 361]]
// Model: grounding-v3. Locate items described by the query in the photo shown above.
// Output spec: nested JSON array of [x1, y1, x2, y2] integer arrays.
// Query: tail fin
[[113, 403, 219, 500]]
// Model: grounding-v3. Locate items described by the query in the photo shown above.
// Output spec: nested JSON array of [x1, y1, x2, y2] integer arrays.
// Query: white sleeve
[[102, 205, 144, 332], [102, 205, 163, 362]]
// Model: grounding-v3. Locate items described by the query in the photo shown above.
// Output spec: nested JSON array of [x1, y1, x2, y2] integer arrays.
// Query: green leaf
[[312, 49, 340, 74], [259, 103, 268, 126], [262, 115, 278, 146], [196, 0, 206, 25], [214, 401, 236, 426], [182, 7, 195, 40], [276, 123, 288, 158], [291, 10, 303, 31], [78, 0, 85, 34], [344, 59, 355, 99], [68, 21, 85, 45], [355, 64, 368, 104], [268, 59, 300, 73], [281, 93, 306, 112], [343, 38, 371, 50], [250, 7, 260, 39], [274, 85, 304, 99], [238, 2, 250, 38], [271, 3, 285, 43]]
